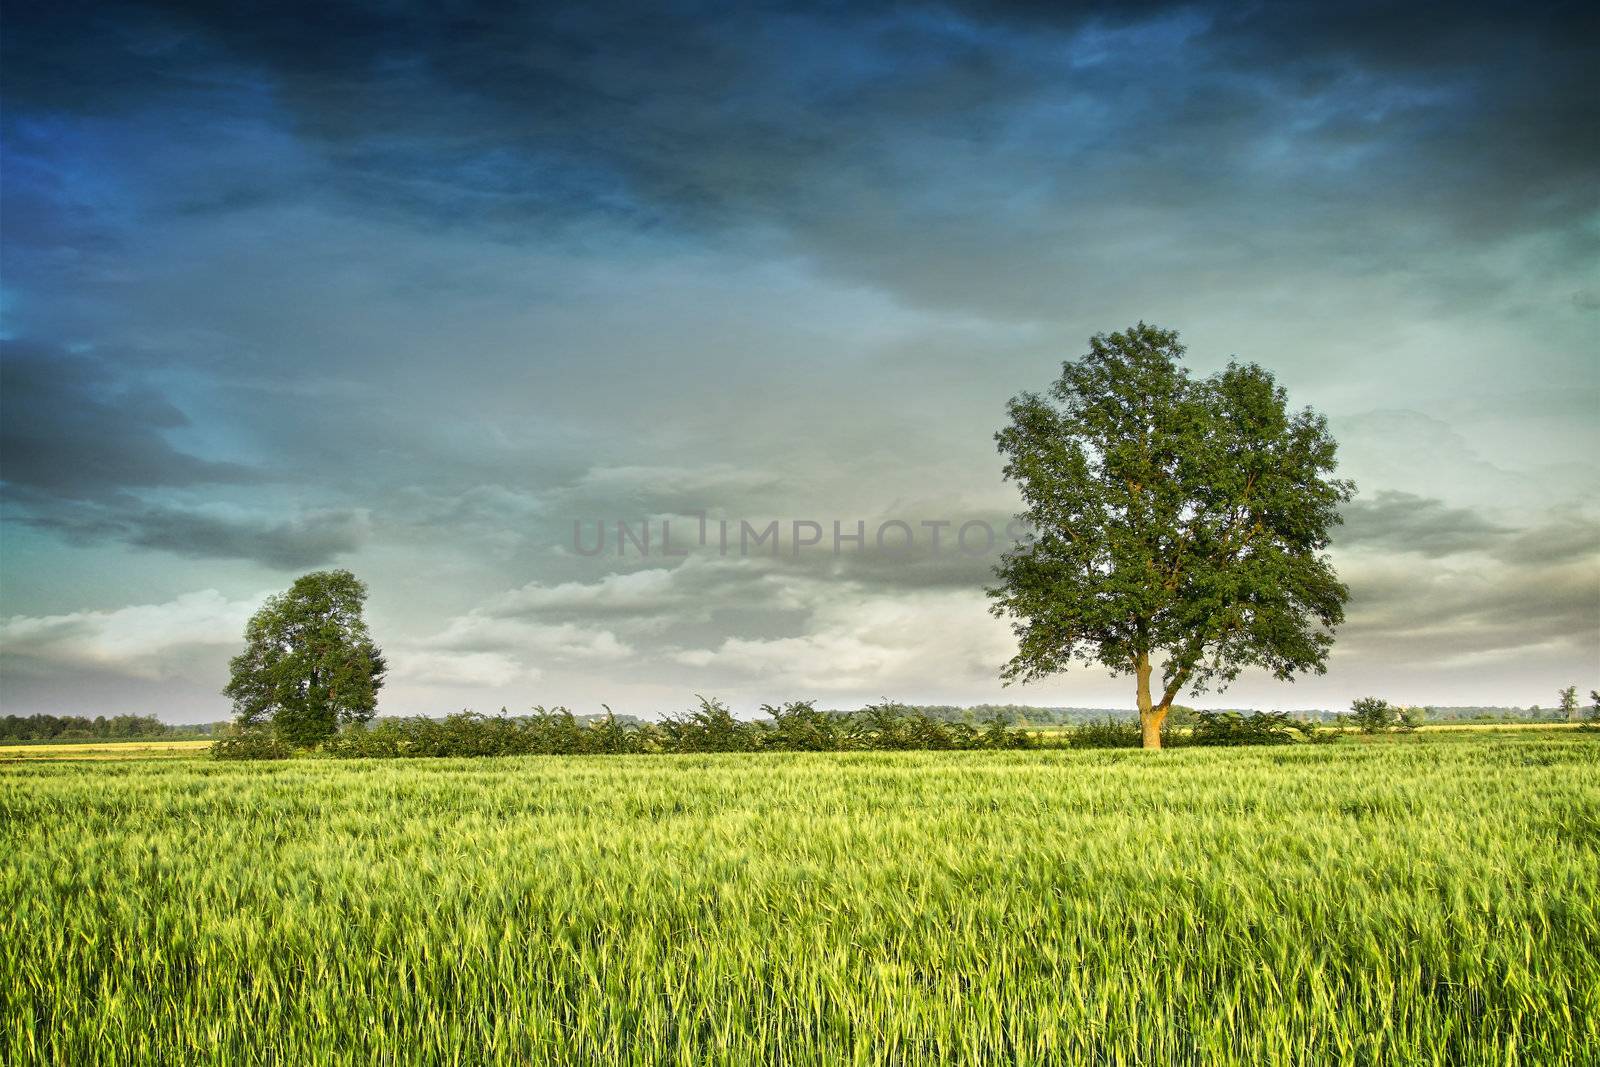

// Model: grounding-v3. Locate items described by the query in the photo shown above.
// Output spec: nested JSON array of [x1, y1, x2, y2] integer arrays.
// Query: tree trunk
[[1142, 704, 1169, 749], [1135, 654, 1166, 751]]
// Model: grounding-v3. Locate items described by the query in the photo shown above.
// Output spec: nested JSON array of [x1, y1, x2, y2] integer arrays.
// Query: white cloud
[[0, 589, 261, 681], [484, 555, 813, 624], [418, 614, 632, 662], [671, 587, 1016, 692], [391, 649, 535, 689]]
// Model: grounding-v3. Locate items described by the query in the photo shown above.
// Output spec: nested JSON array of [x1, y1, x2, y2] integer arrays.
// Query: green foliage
[[1351, 697, 1386, 732], [321, 708, 649, 758], [1189, 710, 1321, 746], [990, 323, 1352, 745], [7, 736, 1597, 1063], [208, 728, 293, 761], [1062, 716, 1148, 749], [1350, 696, 1418, 733], [303, 697, 1035, 760], [659, 696, 764, 753], [223, 570, 386, 748], [762, 700, 856, 751], [1581, 690, 1600, 732]]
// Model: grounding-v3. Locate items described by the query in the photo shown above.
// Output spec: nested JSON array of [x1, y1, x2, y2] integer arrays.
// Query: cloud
[[1490, 515, 1600, 568], [1339, 490, 1511, 557], [670, 587, 1016, 693], [17, 500, 370, 568], [390, 649, 535, 690], [420, 614, 632, 662], [1336, 536, 1599, 666], [0, 340, 256, 495], [484, 555, 812, 623], [5, 2, 1592, 324], [569, 464, 783, 505], [120, 505, 370, 567], [1326, 495, 1598, 663], [0, 589, 259, 682]]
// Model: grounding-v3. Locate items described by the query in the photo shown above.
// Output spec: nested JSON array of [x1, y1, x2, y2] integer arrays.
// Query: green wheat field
[[3, 732, 1597, 1065]]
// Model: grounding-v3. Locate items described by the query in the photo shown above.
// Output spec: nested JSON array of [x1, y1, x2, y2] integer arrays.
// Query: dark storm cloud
[[120, 506, 369, 567], [1339, 551, 1599, 664], [5, 1, 1593, 310], [1492, 514, 1600, 568], [0, 340, 370, 567], [18, 501, 368, 568], [1339, 491, 1600, 568], [1334, 498, 1599, 665], [0, 340, 257, 495], [1339, 490, 1511, 557]]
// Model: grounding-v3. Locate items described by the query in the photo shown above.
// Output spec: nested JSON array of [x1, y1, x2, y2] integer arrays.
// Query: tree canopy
[[989, 323, 1353, 749], [223, 569, 386, 747]]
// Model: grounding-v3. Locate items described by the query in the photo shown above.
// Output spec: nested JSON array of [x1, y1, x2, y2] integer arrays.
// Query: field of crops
[[3, 733, 1596, 1065], [0, 739, 212, 761]]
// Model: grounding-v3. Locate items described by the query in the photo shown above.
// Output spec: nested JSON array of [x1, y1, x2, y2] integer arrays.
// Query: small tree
[[990, 324, 1352, 749], [1350, 696, 1394, 733], [223, 569, 386, 747], [1559, 686, 1579, 722]]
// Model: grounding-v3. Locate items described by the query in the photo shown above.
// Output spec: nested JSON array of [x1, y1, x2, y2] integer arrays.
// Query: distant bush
[[1061, 716, 1147, 749], [210, 729, 293, 760], [1350, 697, 1419, 733], [1189, 710, 1318, 747]]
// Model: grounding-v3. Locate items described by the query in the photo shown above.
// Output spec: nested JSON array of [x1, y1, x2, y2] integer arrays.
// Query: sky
[[1, 0, 1596, 722]]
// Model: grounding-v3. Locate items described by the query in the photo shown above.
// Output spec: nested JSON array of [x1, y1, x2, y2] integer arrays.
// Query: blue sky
[[2, 0, 1596, 720]]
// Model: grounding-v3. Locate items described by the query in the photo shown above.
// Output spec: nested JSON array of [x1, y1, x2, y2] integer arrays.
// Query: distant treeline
[[0, 714, 221, 743]]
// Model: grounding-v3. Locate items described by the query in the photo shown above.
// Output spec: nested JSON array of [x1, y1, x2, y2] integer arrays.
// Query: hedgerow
[[301, 698, 1034, 761]]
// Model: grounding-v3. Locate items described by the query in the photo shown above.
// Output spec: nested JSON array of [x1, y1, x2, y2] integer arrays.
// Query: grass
[[2, 733, 1596, 1065]]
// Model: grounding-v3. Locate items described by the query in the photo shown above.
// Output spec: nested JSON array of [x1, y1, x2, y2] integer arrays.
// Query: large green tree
[[990, 324, 1353, 749], [224, 569, 387, 747]]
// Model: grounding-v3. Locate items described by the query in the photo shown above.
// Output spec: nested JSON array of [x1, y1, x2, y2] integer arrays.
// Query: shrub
[[320, 709, 657, 758], [1350, 697, 1419, 733], [652, 696, 759, 753], [210, 729, 293, 760], [1064, 716, 1146, 749], [763, 701, 854, 751], [1189, 710, 1313, 747], [980, 712, 1034, 750], [587, 706, 642, 755]]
